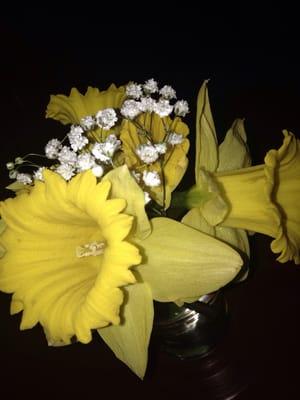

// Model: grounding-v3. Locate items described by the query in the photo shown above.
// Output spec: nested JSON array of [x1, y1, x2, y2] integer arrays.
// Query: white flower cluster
[[120, 79, 189, 119], [78, 108, 118, 132], [7, 79, 188, 195], [50, 134, 120, 181]]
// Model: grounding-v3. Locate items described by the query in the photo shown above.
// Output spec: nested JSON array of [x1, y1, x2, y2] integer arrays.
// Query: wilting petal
[[99, 283, 153, 379], [218, 119, 251, 171], [103, 165, 151, 240], [195, 80, 218, 179], [135, 218, 242, 302], [46, 84, 126, 125]]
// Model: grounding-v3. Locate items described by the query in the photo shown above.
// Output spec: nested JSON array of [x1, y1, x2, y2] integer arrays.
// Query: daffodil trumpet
[[179, 130, 300, 264]]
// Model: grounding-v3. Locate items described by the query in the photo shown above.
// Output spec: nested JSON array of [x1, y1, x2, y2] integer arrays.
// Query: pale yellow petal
[[197, 168, 229, 226], [182, 208, 215, 236], [46, 85, 126, 125], [99, 283, 153, 379], [195, 80, 218, 179], [218, 119, 251, 171], [135, 218, 242, 302], [103, 165, 151, 239], [0, 219, 6, 258]]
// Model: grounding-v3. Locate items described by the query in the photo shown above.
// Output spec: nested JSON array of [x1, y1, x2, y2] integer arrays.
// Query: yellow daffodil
[[182, 81, 251, 267], [182, 81, 300, 265], [46, 84, 126, 140], [215, 130, 300, 264], [120, 112, 189, 207], [0, 166, 242, 378]]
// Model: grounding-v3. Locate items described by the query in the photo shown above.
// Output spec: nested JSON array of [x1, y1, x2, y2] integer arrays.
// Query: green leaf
[[98, 283, 153, 379]]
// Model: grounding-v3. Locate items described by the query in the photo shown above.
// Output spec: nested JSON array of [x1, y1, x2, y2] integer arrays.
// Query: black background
[[1, 9, 300, 399]]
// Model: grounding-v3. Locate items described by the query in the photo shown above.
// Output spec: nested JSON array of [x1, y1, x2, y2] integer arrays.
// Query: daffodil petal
[[135, 218, 242, 302], [98, 282, 153, 379], [0, 219, 6, 258], [0, 170, 141, 345], [46, 85, 126, 125], [182, 208, 215, 235], [182, 209, 249, 282], [103, 165, 151, 239], [197, 168, 229, 226], [218, 119, 251, 171], [195, 80, 219, 179]]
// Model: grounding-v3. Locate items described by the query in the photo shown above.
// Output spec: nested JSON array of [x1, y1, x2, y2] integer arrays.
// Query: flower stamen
[[76, 241, 106, 258]]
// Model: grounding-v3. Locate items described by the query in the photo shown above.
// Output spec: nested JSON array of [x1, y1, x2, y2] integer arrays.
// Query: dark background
[[1, 9, 300, 399]]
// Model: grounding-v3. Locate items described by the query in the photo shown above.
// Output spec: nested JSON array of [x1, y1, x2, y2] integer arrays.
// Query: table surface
[[1, 17, 300, 399]]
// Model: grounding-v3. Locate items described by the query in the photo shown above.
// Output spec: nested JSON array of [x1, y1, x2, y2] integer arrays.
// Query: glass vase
[[153, 291, 229, 359]]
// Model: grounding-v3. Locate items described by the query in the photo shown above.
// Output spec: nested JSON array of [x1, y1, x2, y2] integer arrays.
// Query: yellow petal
[[135, 218, 242, 302], [0, 170, 141, 345], [218, 119, 251, 171], [182, 209, 249, 282], [215, 131, 300, 264], [182, 208, 215, 235], [98, 282, 153, 379], [195, 80, 219, 180], [120, 114, 189, 208], [0, 219, 6, 258], [196, 168, 229, 226], [103, 165, 151, 239], [46, 84, 126, 125]]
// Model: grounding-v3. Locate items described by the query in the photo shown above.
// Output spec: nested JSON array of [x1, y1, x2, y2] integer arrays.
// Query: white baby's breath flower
[[95, 108, 118, 130], [159, 85, 177, 100], [70, 125, 84, 135], [155, 143, 167, 155], [136, 144, 160, 164], [92, 143, 111, 163], [142, 170, 161, 187], [91, 135, 121, 163], [143, 79, 159, 94], [45, 138, 62, 159], [174, 100, 189, 117], [91, 165, 104, 178], [33, 167, 45, 181], [167, 132, 184, 145], [144, 191, 152, 204], [68, 125, 89, 151], [56, 163, 75, 181], [58, 146, 77, 166], [126, 82, 143, 99], [153, 99, 173, 117], [120, 100, 141, 119], [103, 134, 121, 157], [139, 97, 157, 113], [80, 115, 95, 130], [16, 173, 32, 185], [76, 153, 96, 172]]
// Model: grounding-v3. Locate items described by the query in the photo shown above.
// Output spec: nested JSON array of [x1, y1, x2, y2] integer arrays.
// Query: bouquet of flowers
[[0, 79, 299, 378]]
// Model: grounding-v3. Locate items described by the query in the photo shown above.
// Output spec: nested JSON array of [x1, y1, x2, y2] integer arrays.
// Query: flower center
[[76, 241, 106, 258]]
